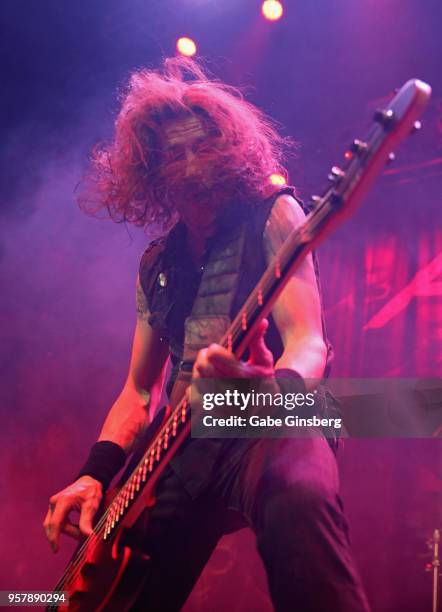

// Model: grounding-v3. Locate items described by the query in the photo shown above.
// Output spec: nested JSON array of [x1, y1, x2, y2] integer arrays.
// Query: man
[[44, 57, 370, 611]]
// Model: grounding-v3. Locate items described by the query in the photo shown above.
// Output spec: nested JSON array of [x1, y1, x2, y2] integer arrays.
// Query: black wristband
[[76, 441, 127, 491], [274, 368, 306, 395]]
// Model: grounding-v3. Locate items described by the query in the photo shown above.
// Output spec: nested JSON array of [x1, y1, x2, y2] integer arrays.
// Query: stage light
[[270, 173, 287, 186], [262, 0, 283, 21], [176, 37, 197, 57]]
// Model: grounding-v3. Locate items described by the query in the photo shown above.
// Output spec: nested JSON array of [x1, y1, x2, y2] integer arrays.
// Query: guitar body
[[57, 529, 150, 612]]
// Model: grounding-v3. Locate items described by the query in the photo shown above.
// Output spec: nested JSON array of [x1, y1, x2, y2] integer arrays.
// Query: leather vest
[[138, 188, 337, 496], [139, 187, 333, 396]]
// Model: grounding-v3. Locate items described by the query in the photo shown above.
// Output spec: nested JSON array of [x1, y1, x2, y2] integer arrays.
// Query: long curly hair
[[79, 57, 291, 231]]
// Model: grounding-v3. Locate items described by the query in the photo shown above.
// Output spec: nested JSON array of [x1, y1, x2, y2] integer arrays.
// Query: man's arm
[[192, 193, 327, 387], [263, 193, 328, 385], [98, 275, 169, 451], [44, 276, 169, 551]]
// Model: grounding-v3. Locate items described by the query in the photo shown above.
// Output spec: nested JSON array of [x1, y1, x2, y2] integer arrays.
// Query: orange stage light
[[262, 0, 284, 22], [176, 37, 197, 57], [270, 173, 287, 186]]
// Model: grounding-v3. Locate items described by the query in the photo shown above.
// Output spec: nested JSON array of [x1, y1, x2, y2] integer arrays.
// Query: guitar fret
[[149, 450, 155, 472], [274, 259, 281, 279], [241, 311, 247, 331], [227, 334, 233, 351]]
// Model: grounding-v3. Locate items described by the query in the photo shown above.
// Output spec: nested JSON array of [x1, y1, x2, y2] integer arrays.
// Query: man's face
[[159, 114, 227, 227], [162, 114, 212, 187]]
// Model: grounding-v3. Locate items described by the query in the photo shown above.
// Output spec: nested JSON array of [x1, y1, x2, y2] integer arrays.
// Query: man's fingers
[[45, 500, 71, 553], [194, 320, 273, 379], [249, 318, 269, 349], [247, 318, 273, 367], [43, 506, 52, 529], [194, 348, 221, 378], [62, 522, 82, 540], [43, 507, 53, 545], [206, 349, 243, 377], [79, 501, 99, 536]]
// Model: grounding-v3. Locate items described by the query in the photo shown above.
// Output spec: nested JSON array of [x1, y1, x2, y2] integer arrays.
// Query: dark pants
[[129, 433, 370, 612]]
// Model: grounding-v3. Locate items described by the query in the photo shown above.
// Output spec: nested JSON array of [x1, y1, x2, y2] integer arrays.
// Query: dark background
[[1, 1, 441, 610]]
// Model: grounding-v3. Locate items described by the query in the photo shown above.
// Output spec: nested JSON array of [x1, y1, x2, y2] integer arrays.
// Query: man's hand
[[192, 319, 274, 379], [43, 475, 103, 553]]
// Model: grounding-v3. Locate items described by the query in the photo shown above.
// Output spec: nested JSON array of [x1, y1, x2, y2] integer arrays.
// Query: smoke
[[0, 109, 149, 588]]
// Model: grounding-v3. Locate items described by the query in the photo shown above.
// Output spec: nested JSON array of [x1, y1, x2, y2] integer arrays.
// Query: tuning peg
[[311, 195, 322, 207], [350, 139, 368, 154], [374, 108, 395, 128], [411, 120, 422, 134], [328, 166, 345, 183]]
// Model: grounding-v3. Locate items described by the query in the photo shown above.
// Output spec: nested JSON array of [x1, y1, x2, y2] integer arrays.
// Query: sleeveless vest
[[139, 187, 333, 390], [138, 188, 338, 495]]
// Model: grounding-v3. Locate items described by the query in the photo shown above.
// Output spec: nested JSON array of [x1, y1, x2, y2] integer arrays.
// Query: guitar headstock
[[219, 79, 432, 360], [375, 78, 431, 129], [308, 79, 432, 229]]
